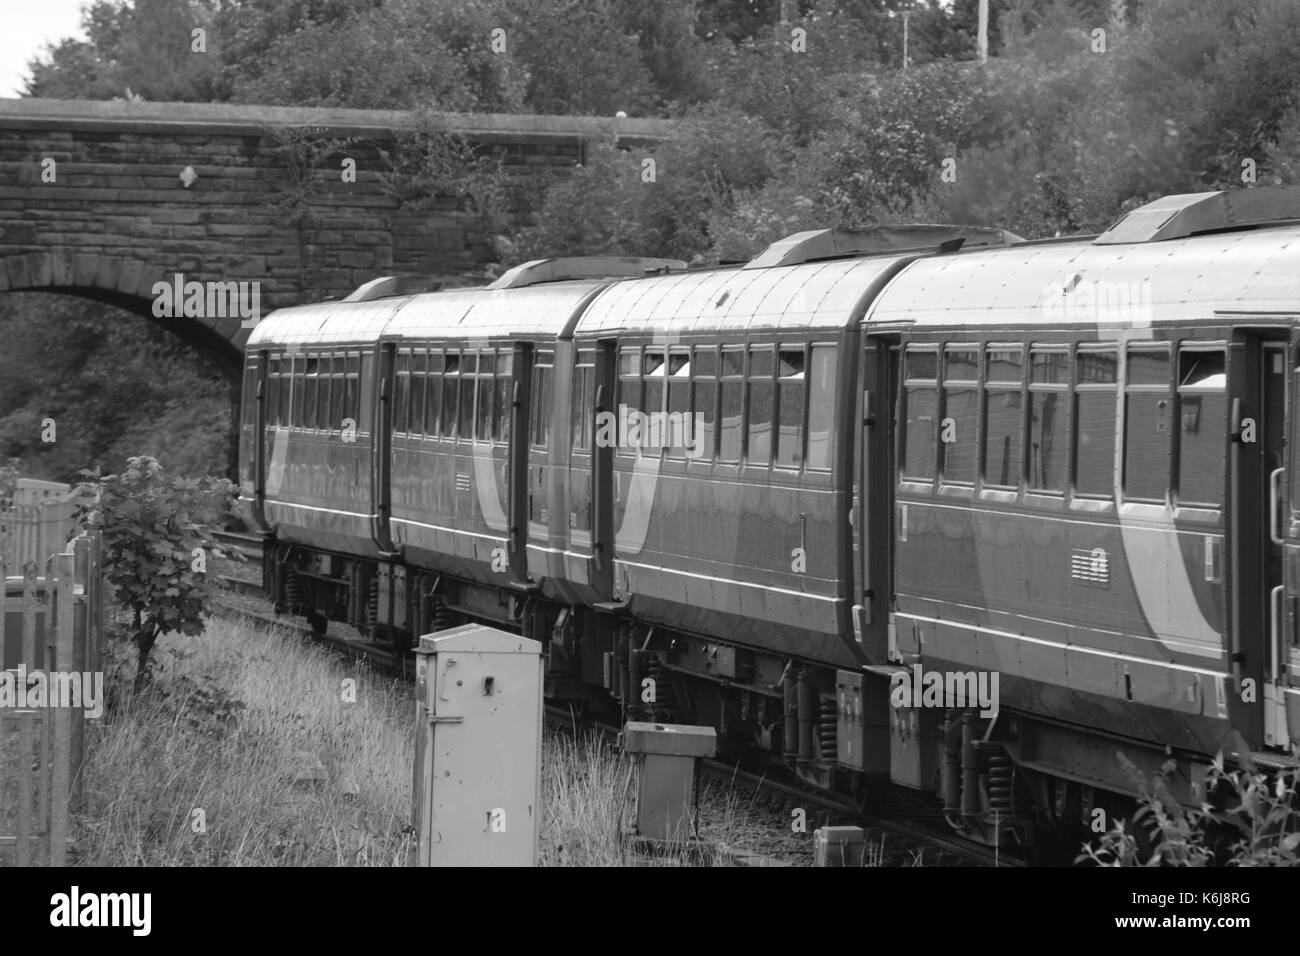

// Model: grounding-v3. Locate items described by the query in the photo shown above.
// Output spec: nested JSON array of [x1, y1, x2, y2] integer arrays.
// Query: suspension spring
[[818, 696, 837, 762], [986, 753, 1019, 815], [647, 657, 677, 721], [365, 578, 379, 628], [284, 569, 304, 610], [433, 596, 452, 631]]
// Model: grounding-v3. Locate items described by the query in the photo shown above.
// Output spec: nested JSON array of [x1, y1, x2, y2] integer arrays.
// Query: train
[[236, 186, 1300, 854]]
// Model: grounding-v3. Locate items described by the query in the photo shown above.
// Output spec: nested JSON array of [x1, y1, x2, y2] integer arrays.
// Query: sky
[[1, 0, 91, 97]]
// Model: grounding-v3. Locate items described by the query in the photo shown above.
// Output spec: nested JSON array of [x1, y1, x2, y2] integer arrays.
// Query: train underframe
[[266, 539, 1222, 859]]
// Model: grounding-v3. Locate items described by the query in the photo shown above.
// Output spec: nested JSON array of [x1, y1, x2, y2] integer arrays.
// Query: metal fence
[[0, 508, 104, 864]]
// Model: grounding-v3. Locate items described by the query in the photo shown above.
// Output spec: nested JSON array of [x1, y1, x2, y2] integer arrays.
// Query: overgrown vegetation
[[1080, 753, 1300, 866], [74, 456, 233, 691]]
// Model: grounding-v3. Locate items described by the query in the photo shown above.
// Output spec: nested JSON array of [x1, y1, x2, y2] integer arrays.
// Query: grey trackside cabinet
[[413, 624, 543, 867]]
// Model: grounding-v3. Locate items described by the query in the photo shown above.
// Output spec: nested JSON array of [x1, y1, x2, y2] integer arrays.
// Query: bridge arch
[[0, 250, 244, 381]]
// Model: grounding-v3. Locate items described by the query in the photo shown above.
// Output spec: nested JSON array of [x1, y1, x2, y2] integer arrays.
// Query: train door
[[589, 340, 616, 602], [525, 347, 554, 581], [1228, 333, 1287, 750], [856, 335, 899, 663], [508, 343, 533, 583]]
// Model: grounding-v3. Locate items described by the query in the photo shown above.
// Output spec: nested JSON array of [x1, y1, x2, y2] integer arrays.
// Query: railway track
[[209, 544, 1022, 867]]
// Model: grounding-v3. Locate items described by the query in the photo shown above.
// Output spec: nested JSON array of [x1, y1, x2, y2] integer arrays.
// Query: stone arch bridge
[[0, 98, 671, 381]]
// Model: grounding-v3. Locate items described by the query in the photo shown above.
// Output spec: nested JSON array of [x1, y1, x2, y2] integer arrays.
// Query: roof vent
[[744, 224, 1023, 269], [342, 274, 448, 302], [485, 256, 686, 290], [1094, 186, 1300, 244]]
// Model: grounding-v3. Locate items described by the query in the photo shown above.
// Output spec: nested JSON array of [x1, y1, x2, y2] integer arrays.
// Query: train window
[[644, 349, 666, 422], [692, 346, 718, 460], [359, 353, 374, 432], [719, 347, 745, 462], [983, 348, 1023, 487], [748, 345, 774, 464], [531, 354, 553, 448], [1074, 349, 1118, 496], [901, 346, 939, 481], [776, 348, 806, 467], [331, 355, 345, 427], [1028, 349, 1069, 492], [344, 355, 360, 430], [666, 350, 692, 459], [304, 355, 321, 431], [410, 352, 427, 436], [572, 357, 594, 452], [806, 346, 835, 470], [495, 351, 512, 443], [441, 352, 459, 438], [459, 363, 476, 440], [476, 374, 494, 441], [1124, 348, 1172, 502], [618, 348, 642, 426], [426, 351, 444, 434], [941, 347, 979, 483], [266, 359, 281, 427], [393, 352, 410, 435], [1178, 348, 1227, 507]]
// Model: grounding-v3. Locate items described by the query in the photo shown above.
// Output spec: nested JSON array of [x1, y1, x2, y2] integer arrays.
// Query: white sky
[[0, 0, 93, 97]]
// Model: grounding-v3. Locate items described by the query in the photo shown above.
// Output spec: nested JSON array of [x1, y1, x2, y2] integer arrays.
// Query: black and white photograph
[[0, 0, 1293, 932]]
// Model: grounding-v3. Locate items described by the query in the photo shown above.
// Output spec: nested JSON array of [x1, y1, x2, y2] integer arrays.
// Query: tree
[[74, 457, 233, 692], [24, 0, 222, 101]]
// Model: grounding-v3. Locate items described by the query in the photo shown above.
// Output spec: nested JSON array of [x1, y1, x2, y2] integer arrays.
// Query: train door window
[[1123, 347, 1172, 502], [901, 346, 939, 481], [290, 354, 304, 428], [573, 351, 595, 452], [618, 348, 642, 437], [747, 345, 774, 465], [806, 345, 835, 471], [441, 352, 459, 438], [329, 354, 343, 430], [304, 355, 321, 431], [983, 346, 1023, 488], [531, 350, 553, 448], [459, 351, 477, 440], [359, 353, 374, 432], [476, 353, 494, 441], [494, 351, 512, 443], [1177, 348, 1227, 507], [1074, 349, 1118, 496], [266, 358, 282, 427], [692, 346, 718, 460], [344, 354, 360, 431], [776, 347, 806, 468], [393, 351, 410, 435], [666, 349, 692, 459], [425, 352, 443, 438], [1028, 349, 1069, 492], [941, 346, 979, 483], [642, 345, 665, 429], [719, 347, 745, 462], [408, 352, 426, 437]]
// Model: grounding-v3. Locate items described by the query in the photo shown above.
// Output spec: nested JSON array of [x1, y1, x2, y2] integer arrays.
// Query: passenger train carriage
[[238, 188, 1300, 850]]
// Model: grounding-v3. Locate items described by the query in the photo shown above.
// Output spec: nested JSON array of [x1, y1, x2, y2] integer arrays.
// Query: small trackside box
[[621, 721, 718, 758]]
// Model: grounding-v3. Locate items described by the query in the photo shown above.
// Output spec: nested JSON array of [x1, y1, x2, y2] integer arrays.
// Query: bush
[[1079, 753, 1300, 867]]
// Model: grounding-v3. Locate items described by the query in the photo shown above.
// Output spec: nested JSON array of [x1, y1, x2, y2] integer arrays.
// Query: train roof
[[380, 279, 610, 343], [574, 254, 912, 338], [246, 296, 410, 350], [867, 218, 1300, 331]]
